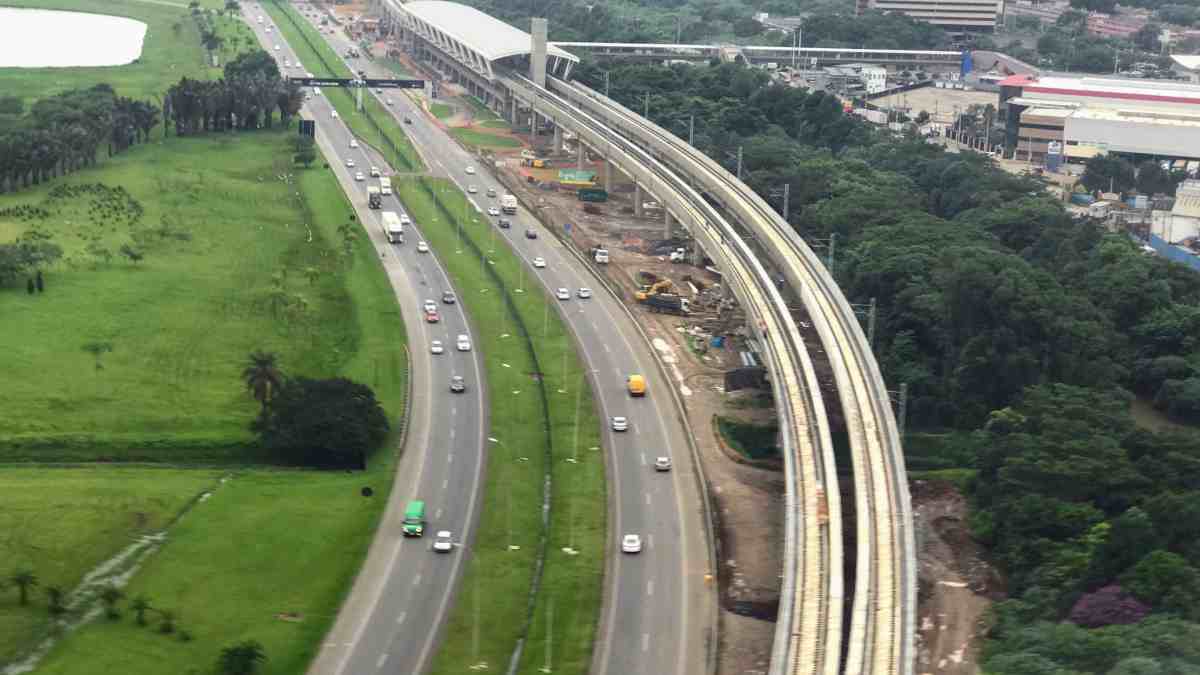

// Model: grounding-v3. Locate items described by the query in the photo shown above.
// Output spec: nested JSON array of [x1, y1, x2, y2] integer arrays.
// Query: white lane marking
[[447, 453, 454, 463], [450, 428, 456, 440], [603, 344, 611, 353], [396, 612, 407, 625], [413, 574, 422, 587], [645, 493, 652, 506], [376, 654, 388, 669], [647, 580, 654, 597], [452, 407, 457, 416], [642, 633, 650, 652], [442, 479, 449, 489], [435, 508, 444, 519], [640, 453, 647, 466], [648, 534, 654, 549]]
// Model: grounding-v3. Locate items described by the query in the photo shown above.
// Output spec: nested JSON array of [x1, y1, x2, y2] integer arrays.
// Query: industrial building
[[855, 0, 1001, 33], [999, 74, 1200, 165], [1173, 54, 1200, 84], [1153, 180, 1200, 243]]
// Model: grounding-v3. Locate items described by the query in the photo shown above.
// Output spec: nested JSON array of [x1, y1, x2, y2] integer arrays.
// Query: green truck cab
[[402, 500, 426, 537]]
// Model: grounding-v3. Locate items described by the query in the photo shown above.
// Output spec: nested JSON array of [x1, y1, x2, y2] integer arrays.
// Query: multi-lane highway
[[247, 5, 713, 675], [242, 6, 489, 675]]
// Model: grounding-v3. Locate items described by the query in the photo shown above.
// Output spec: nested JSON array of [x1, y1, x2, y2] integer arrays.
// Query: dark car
[[450, 375, 466, 393], [404, 116, 412, 124], [442, 290, 456, 304], [498, 218, 512, 229], [525, 229, 538, 239]]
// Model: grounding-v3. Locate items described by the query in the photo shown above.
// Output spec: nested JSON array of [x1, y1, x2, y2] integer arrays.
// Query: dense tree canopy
[[252, 377, 389, 469]]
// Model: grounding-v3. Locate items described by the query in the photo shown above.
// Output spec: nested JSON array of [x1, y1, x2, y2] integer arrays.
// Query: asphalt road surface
[[247, 6, 710, 674]]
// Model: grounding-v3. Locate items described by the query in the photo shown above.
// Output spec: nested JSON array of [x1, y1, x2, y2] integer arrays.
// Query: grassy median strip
[[262, 0, 422, 172], [397, 177, 605, 674]]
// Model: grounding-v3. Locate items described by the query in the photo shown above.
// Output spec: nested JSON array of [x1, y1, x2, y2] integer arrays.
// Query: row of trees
[[1081, 153, 1191, 196], [0, 86, 159, 193], [578, 60, 1200, 670], [166, 50, 304, 135]]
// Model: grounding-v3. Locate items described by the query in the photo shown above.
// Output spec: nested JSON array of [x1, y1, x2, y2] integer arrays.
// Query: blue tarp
[[1147, 233, 1200, 272]]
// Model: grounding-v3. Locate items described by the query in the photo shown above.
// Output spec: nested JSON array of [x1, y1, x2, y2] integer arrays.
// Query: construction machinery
[[635, 279, 673, 301]]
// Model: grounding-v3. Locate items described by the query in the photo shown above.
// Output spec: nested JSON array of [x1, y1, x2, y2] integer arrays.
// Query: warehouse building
[[999, 74, 1200, 165]]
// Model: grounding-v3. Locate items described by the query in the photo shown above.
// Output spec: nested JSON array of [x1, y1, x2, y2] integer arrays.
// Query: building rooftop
[[1000, 73, 1200, 105], [401, 1, 578, 64], [1173, 54, 1200, 71]]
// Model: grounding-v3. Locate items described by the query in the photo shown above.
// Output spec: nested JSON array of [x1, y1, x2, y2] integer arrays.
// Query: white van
[[380, 180, 392, 196]]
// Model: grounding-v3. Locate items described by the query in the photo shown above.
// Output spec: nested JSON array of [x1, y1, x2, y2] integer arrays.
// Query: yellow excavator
[[635, 279, 674, 302]]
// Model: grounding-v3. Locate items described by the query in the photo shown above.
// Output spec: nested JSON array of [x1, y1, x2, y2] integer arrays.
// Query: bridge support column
[[633, 183, 643, 218], [577, 142, 586, 169], [553, 125, 564, 155], [665, 209, 674, 239], [604, 158, 613, 192]]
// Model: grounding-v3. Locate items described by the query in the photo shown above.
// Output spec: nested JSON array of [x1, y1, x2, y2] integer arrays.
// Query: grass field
[[398, 178, 605, 674], [30, 462, 396, 675], [430, 102, 455, 120], [0, 467, 223, 664], [0, 0, 232, 105], [378, 58, 413, 78], [262, 0, 422, 172], [452, 128, 522, 149]]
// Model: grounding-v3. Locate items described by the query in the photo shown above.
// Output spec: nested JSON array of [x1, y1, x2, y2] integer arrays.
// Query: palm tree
[[10, 569, 37, 606], [98, 584, 123, 619], [218, 639, 267, 675], [130, 595, 152, 625], [158, 608, 176, 634], [243, 351, 284, 411], [46, 585, 66, 615]]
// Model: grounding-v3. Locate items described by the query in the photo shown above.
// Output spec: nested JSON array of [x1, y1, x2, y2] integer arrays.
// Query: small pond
[[0, 7, 147, 68]]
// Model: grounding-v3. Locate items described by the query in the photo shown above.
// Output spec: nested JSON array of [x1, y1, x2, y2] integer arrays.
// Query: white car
[[655, 456, 672, 472], [465, 166, 476, 175], [274, 45, 280, 51], [431, 340, 444, 354], [370, 166, 381, 177], [487, 207, 500, 217], [354, 171, 364, 181], [385, 98, 393, 106], [611, 416, 628, 432], [577, 287, 592, 299], [345, 158, 355, 167], [467, 185, 478, 194], [266, 25, 273, 32], [423, 299, 437, 313], [313, 86, 321, 96], [556, 288, 570, 301], [331, 110, 339, 119], [622, 534, 643, 554], [456, 334, 471, 352], [433, 530, 453, 552], [349, 139, 358, 148], [417, 241, 429, 253], [532, 257, 546, 268]]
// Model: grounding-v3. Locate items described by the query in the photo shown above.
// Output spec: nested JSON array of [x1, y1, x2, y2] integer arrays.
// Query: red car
[[425, 310, 440, 323]]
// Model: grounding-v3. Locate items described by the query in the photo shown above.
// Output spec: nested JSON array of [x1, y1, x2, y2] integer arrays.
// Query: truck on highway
[[367, 186, 381, 209], [500, 194, 518, 215], [380, 211, 404, 244], [379, 179, 392, 196], [642, 293, 690, 315], [593, 247, 610, 264], [577, 187, 608, 203]]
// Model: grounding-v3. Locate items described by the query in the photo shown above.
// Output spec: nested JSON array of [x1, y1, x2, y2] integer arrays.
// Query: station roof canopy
[[399, 1, 579, 64]]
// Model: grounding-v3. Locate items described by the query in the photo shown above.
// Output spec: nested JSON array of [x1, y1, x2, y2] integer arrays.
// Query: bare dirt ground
[[912, 479, 1004, 675]]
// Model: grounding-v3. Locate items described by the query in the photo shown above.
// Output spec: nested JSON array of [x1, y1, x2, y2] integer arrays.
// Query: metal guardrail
[[501, 74, 843, 675], [550, 78, 916, 675]]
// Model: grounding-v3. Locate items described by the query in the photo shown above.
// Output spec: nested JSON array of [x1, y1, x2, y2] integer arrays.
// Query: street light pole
[[736, 145, 743, 180], [688, 114, 694, 146]]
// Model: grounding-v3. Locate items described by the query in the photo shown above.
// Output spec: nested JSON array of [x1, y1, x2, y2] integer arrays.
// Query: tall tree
[[9, 569, 38, 606], [242, 351, 284, 411]]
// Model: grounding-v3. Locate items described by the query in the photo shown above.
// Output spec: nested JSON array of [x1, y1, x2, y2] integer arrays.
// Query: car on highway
[[274, 45, 280, 50], [556, 288, 570, 301], [577, 287, 592, 299], [370, 166, 380, 177], [465, 166, 476, 175], [655, 456, 672, 472], [611, 416, 629, 432], [442, 290, 457, 304], [498, 218, 511, 229], [349, 139, 358, 148], [425, 310, 440, 323], [417, 241, 429, 253], [487, 207, 500, 217], [524, 229, 538, 239], [375, 87, 383, 94], [331, 110, 339, 119], [467, 185, 478, 194], [313, 86, 321, 96], [450, 375, 466, 393], [456, 334, 471, 352], [532, 257, 546, 268], [431, 340, 444, 354], [344, 158, 354, 167], [423, 299, 437, 313], [266, 25, 273, 32], [622, 534, 643, 554], [354, 171, 364, 181], [433, 530, 453, 552], [487, 187, 497, 197]]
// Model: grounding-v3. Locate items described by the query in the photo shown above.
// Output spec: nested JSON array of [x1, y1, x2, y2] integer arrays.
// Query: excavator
[[635, 279, 673, 301]]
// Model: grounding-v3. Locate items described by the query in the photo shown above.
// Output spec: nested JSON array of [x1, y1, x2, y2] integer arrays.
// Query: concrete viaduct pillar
[[577, 142, 586, 169], [553, 126, 564, 155], [665, 209, 674, 239], [604, 158, 613, 192], [633, 183, 643, 218]]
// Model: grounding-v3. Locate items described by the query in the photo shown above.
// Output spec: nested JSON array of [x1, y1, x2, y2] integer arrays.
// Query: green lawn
[[0, 128, 405, 461], [262, 0, 422, 171], [0, 0, 216, 105], [452, 128, 522, 149], [0, 467, 223, 665], [463, 95, 502, 122], [479, 119, 511, 130], [430, 102, 455, 119], [378, 58, 413, 78], [398, 178, 605, 674], [30, 463, 396, 675]]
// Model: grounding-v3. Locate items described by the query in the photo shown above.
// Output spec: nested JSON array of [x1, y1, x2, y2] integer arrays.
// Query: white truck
[[380, 211, 404, 244], [380, 179, 392, 196], [500, 194, 518, 215], [593, 247, 610, 264]]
